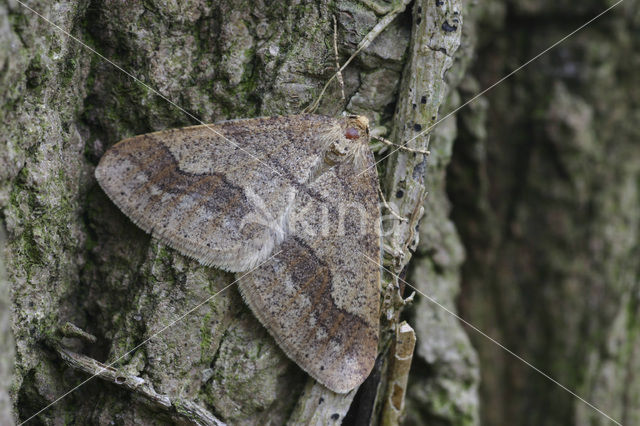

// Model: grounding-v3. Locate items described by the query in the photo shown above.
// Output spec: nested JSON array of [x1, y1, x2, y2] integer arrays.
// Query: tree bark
[[1, 228, 13, 426], [450, 1, 640, 425], [8, 1, 637, 425], [1, 0, 475, 424]]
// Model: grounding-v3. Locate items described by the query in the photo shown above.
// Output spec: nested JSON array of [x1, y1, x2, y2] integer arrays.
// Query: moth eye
[[345, 127, 360, 140]]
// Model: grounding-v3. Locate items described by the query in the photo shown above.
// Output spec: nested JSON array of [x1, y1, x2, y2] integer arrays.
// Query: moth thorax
[[324, 115, 370, 166], [325, 138, 357, 165]]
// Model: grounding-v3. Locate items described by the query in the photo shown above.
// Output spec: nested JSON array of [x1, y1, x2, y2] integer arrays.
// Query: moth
[[95, 114, 381, 393]]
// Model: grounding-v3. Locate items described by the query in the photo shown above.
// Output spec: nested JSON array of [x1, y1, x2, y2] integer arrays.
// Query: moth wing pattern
[[96, 115, 339, 272], [97, 114, 382, 393], [238, 153, 381, 393]]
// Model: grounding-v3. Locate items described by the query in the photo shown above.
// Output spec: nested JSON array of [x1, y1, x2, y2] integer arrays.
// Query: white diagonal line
[[14, 1, 625, 424], [359, 0, 625, 177], [19, 249, 282, 425], [359, 251, 623, 426], [14, 0, 282, 177]]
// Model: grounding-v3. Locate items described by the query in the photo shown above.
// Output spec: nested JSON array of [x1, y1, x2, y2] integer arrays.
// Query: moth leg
[[371, 135, 431, 155]]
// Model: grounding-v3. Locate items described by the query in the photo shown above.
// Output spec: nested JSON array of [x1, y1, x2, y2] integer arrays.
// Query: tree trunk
[[1, 0, 475, 424], [7, 0, 635, 425], [449, 1, 640, 425]]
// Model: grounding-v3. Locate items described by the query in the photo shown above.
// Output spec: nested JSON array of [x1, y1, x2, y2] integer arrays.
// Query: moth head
[[325, 115, 371, 165]]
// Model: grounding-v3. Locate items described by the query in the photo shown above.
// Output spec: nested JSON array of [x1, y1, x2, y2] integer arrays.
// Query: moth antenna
[[333, 15, 346, 103], [304, 0, 411, 113], [378, 185, 407, 222], [372, 135, 430, 156]]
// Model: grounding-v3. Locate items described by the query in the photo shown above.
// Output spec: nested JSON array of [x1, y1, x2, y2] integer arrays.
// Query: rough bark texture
[[449, 1, 640, 425], [1, 228, 12, 426], [1, 0, 475, 424], [401, 1, 480, 424], [380, 0, 478, 424], [5, 0, 639, 425]]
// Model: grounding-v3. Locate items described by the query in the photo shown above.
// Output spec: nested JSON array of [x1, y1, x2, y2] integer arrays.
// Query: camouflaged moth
[[96, 114, 381, 393]]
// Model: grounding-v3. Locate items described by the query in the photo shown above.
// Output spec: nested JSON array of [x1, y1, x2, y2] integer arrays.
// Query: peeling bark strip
[[55, 345, 225, 426], [2, 0, 471, 424], [384, 0, 462, 267], [381, 322, 416, 425]]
